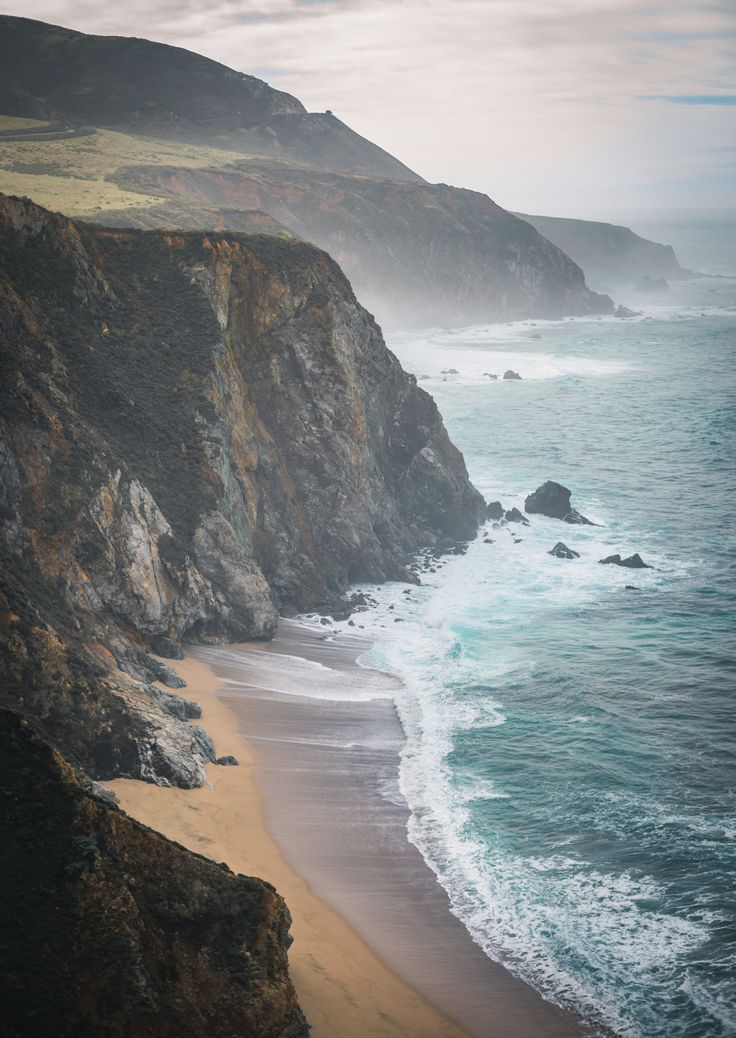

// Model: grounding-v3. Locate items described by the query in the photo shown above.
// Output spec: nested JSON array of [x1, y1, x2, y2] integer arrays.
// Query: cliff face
[[0, 707, 308, 1038], [514, 212, 692, 289], [108, 165, 613, 328], [0, 193, 484, 785]]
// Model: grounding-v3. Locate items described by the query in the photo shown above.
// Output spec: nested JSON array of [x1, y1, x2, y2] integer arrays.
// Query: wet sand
[[109, 621, 584, 1037]]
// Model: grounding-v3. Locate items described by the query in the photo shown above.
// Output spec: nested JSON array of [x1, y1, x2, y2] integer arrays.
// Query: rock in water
[[524, 481, 596, 525], [0, 708, 308, 1038], [548, 542, 580, 559], [485, 500, 505, 520], [505, 507, 530, 525], [600, 553, 652, 569], [503, 369, 523, 380]]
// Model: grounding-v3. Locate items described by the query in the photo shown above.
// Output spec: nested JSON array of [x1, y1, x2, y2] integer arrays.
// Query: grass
[[0, 115, 49, 131], [0, 125, 258, 216]]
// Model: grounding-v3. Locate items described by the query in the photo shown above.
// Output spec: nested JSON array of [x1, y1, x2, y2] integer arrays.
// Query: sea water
[[343, 216, 736, 1036]]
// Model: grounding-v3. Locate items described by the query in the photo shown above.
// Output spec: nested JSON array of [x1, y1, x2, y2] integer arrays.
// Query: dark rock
[[149, 635, 184, 660], [146, 685, 202, 721], [215, 754, 239, 766], [599, 553, 652, 569], [485, 500, 505, 520], [524, 481, 596, 525], [625, 585, 641, 591], [0, 708, 307, 1038], [503, 370, 522, 380], [635, 275, 670, 292], [548, 541, 580, 559], [513, 538, 522, 543], [505, 507, 530, 525], [192, 725, 217, 763], [483, 538, 494, 544], [614, 304, 640, 319]]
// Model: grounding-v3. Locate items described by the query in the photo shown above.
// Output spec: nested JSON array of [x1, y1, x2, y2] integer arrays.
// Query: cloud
[[3, 0, 735, 214]]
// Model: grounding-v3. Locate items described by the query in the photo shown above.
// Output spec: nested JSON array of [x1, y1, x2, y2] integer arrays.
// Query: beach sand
[[108, 623, 583, 1038]]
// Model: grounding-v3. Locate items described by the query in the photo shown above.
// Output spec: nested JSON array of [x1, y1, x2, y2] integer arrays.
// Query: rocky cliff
[[514, 212, 692, 289], [0, 16, 612, 327], [106, 164, 613, 327], [0, 707, 308, 1038], [0, 192, 484, 787]]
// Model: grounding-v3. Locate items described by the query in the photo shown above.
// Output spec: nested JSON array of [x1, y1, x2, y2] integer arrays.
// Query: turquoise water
[[351, 223, 736, 1036]]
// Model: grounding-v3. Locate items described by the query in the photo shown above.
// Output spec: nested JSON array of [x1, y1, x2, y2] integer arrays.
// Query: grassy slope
[[0, 125, 260, 215]]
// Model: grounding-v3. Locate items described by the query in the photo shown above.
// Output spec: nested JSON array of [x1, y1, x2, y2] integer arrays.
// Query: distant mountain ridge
[[515, 212, 693, 288], [0, 15, 612, 326], [0, 15, 422, 183]]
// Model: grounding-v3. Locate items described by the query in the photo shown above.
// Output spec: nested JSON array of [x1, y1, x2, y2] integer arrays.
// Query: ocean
[[334, 215, 736, 1037]]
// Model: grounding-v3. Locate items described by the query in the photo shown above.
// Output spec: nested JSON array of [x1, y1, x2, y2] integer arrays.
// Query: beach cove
[[108, 622, 581, 1038]]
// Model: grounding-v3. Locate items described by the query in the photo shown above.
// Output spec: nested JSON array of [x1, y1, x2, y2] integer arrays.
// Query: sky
[[4, 0, 736, 217]]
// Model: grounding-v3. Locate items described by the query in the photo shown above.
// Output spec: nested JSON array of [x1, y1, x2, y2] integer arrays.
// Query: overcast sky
[[5, 0, 736, 217]]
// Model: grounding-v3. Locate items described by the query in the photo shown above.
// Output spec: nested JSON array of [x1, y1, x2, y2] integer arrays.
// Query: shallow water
[[322, 220, 736, 1037]]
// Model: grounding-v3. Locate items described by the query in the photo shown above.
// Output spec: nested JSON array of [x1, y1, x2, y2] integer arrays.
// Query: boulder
[[215, 755, 239, 766], [503, 370, 522, 380], [485, 500, 505, 520], [548, 542, 580, 559], [150, 635, 184, 660], [599, 553, 652, 569], [524, 481, 596, 525], [505, 507, 530, 525]]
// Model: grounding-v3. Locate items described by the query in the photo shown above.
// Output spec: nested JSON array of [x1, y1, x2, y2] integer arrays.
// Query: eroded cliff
[[0, 192, 484, 786], [0, 707, 308, 1038]]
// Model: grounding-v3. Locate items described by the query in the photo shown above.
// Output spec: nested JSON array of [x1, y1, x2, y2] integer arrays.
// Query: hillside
[[0, 15, 421, 182], [0, 16, 613, 327], [515, 212, 692, 289]]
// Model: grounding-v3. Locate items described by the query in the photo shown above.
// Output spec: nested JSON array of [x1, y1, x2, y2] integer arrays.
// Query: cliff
[[0, 707, 308, 1038], [514, 212, 692, 289], [106, 165, 613, 327], [0, 16, 612, 327], [0, 192, 484, 787]]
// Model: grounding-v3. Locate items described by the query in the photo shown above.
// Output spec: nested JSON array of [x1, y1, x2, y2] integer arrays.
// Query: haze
[[4, 0, 735, 218]]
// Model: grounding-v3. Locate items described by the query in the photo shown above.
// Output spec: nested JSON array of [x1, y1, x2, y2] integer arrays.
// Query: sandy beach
[[108, 623, 583, 1038]]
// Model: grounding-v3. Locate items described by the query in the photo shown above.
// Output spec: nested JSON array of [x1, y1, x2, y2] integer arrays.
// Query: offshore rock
[[0, 708, 308, 1038], [485, 500, 505, 520], [0, 192, 484, 784], [524, 481, 595, 525], [503, 370, 523, 380], [600, 553, 652, 569], [549, 542, 580, 559], [505, 507, 530, 525]]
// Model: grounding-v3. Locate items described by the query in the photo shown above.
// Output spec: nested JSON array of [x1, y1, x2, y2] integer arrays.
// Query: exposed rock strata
[[0, 192, 484, 785], [0, 708, 308, 1038], [106, 165, 614, 328]]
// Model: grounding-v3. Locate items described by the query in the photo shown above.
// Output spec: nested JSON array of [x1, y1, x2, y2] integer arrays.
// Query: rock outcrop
[[0, 193, 484, 785], [0, 707, 308, 1038], [524, 481, 596, 526], [600, 553, 652, 569], [548, 542, 580, 559], [503, 370, 523, 380], [514, 212, 693, 288]]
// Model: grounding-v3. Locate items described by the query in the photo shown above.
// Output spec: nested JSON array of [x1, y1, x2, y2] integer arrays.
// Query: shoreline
[[109, 623, 584, 1037]]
